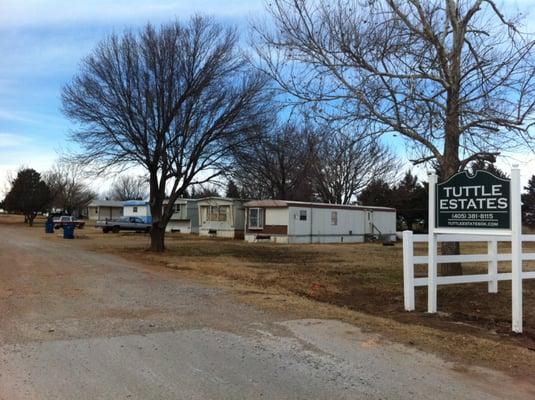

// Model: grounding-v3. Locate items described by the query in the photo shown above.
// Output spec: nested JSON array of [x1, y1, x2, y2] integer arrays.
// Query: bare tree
[[44, 162, 96, 216], [62, 17, 271, 251], [312, 134, 400, 204], [231, 122, 317, 201], [254, 0, 535, 274], [190, 184, 221, 198], [108, 175, 147, 201]]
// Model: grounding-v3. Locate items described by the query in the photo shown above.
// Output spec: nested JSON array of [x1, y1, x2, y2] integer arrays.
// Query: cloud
[[0, 1, 262, 30], [0, 133, 31, 148]]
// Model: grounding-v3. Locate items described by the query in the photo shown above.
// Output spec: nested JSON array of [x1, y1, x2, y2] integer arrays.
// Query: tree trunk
[[149, 224, 165, 252], [148, 173, 166, 252], [440, 77, 463, 275], [439, 152, 463, 275]]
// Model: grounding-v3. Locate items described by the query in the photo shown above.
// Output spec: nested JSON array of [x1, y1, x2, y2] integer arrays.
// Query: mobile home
[[123, 200, 151, 223], [164, 198, 199, 234], [87, 200, 124, 221], [243, 200, 396, 244], [197, 197, 245, 239]]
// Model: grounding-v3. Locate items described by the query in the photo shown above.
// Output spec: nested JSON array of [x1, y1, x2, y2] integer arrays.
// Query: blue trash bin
[[63, 224, 75, 239], [45, 220, 54, 234]]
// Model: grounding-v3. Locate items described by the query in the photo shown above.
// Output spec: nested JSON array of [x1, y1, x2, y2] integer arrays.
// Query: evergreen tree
[[394, 171, 427, 231], [225, 180, 241, 198], [522, 175, 535, 227], [469, 160, 508, 178], [358, 179, 394, 207], [359, 172, 428, 231], [4, 169, 51, 226]]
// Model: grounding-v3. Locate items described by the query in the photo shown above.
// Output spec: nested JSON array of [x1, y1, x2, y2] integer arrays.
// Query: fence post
[[403, 230, 415, 311], [427, 172, 438, 313], [488, 239, 498, 293], [511, 165, 522, 333]]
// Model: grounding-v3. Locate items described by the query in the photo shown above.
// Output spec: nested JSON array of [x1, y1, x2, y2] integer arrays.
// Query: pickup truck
[[53, 215, 85, 229], [96, 216, 151, 233]]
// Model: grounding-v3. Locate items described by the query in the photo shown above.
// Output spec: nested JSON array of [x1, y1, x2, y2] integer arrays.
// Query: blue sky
[[0, 0, 263, 194], [1, 0, 534, 195]]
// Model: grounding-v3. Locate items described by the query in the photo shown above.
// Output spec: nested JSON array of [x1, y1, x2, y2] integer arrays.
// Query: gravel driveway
[[0, 224, 533, 399]]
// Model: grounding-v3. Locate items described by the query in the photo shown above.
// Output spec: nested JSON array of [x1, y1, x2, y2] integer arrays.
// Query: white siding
[[371, 211, 397, 240], [87, 206, 99, 221], [245, 233, 289, 243], [123, 205, 151, 223], [166, 220, 192, 233], [287, 206, 367, 244]]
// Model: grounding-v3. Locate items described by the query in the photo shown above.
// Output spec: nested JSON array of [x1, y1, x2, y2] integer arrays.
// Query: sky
[[0, 0, 534, 197]]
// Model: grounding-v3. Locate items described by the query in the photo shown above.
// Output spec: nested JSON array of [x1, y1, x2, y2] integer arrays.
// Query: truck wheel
[[102, 228, 110, 233], [112, 226, 120, 233], [144, 227, 151, 233]]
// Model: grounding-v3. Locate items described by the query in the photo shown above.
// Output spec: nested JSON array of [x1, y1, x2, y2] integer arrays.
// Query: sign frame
[[435, 170, 511, 232], [426, 166, 523, 333]]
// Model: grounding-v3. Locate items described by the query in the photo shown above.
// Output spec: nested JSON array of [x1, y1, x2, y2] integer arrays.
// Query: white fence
[[403, 231, 535, 314]]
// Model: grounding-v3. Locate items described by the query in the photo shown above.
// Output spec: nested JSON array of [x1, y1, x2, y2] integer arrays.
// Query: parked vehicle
[[53, 215, 85, 229], [96, 216, 151, 233]]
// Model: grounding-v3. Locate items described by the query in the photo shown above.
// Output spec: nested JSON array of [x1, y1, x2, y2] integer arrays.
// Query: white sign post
[[427, 172, 438, 314], [511, 166, 522, 333], [410, 165, 524, 333]]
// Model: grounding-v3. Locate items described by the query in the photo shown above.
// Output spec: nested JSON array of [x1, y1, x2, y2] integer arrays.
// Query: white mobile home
[[243, 200, 396, 244], [164, 198, 199, 234], [197, 197, 245, 239], [123, 200, 152, 223], [87, 200, 124, 221]]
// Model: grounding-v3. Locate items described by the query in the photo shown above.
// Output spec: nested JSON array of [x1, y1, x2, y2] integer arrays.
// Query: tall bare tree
[[254, 0, 535, 274], [44, 162, 96, 216], [231, 122, 317, 201], [312, 134, 399, 204], [108, 175, 147, 201], [62, 17, 271, 251]]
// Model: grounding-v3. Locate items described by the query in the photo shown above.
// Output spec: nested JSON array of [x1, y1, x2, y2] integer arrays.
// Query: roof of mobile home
[[123, 200, 149, 206], [88, 200, 125, 207], [243, 200, 395, 212], [196, 197, 243, 202], [163, 198, 197, 204]]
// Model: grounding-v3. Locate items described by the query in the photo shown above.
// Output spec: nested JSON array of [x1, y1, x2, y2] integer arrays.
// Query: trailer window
[[299, 210, 307, 221], [210, 206, 219, 221], [218, 206, 229, 222], [208, 205, 229, 222], [249, 208, 263, 229], [331, 211, 338, 225]]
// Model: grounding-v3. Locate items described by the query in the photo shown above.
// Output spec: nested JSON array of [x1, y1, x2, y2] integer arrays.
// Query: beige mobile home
[[87, 200, 124, 221], [243, 200, 396, 244], [164, 198, 199, 234], [197, 197, 245, 239]]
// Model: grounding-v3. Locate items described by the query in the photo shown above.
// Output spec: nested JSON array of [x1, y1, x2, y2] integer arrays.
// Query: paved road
[[0, 224, 533, 399]]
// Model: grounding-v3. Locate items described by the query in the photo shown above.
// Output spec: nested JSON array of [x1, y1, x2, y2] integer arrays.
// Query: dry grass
[[3, 213, 535, 377]]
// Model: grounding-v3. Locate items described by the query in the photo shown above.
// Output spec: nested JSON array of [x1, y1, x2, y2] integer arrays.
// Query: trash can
[[45, 220, 54, 234], [63, 224, 75, 239]]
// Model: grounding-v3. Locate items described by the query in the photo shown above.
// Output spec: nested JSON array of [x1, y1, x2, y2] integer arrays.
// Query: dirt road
[[0, 224, 533, 399]]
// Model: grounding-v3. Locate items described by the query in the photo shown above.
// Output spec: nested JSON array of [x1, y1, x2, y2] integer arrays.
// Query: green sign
[[436, 170, 511, 230]]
